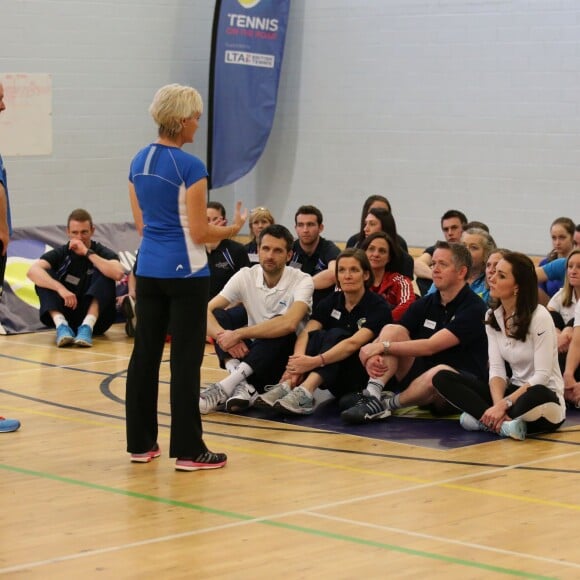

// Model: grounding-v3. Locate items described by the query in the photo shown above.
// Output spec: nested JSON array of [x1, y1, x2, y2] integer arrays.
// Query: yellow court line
[[3, 404, 580, 512]]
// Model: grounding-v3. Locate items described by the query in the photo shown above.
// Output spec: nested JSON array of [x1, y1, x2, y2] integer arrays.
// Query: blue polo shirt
[[400, 284, 488, 379]]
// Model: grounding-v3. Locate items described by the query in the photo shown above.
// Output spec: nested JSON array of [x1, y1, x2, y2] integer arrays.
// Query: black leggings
[[432, 370, 565, 434], [126, 276, 209, 458], [212, 306, 296, 392], [304, 328, 368, 398]]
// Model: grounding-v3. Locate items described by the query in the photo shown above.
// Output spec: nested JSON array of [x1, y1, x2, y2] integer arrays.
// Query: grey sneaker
[[225, 381, 257, 413], [255, 382, 291, 408], [499, 417, 527, 441], [199, 383, 227, 415], [274, 386, 314, 415]]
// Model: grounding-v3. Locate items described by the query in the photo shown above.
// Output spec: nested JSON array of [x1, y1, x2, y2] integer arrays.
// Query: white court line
[[1, 447, 578, 574], [305, 512, 580, 570]]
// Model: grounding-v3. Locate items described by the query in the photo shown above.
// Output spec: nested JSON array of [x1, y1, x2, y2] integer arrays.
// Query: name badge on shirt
[[65, 274, 81, 287], [423, 319, 436, 330], [331, 309, 342, 320]]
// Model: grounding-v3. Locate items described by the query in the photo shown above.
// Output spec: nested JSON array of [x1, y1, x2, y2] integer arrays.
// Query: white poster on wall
[[0, 73, 52, 156]]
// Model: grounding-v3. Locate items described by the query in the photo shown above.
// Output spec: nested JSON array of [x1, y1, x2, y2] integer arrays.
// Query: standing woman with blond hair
[[125, 84, 246, 471]]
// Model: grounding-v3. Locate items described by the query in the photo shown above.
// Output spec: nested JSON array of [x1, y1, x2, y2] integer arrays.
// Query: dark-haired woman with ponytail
[[433, 252, 566, 440]]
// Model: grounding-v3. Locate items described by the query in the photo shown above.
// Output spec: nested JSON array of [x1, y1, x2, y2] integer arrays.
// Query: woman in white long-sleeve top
[[432, 251, 566, 440]]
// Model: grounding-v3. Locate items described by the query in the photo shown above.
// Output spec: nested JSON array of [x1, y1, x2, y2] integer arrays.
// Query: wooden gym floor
[[1, 324, 579, 579]]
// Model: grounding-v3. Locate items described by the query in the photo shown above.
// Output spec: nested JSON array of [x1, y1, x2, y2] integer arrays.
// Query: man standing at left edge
[[0, 82, 21, 432]]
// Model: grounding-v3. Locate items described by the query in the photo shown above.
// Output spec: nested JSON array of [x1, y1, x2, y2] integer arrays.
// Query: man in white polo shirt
[[563, 300, 580, 407], [201, 224, 314, 414]]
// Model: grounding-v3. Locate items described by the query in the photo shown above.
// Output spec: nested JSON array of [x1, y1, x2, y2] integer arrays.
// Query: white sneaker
[[459, 412, 488, 432], [254, 382, 291, 408], [225, 381, 257, 413], [499, 418, 527, 441], [199, 383, 227, 415]]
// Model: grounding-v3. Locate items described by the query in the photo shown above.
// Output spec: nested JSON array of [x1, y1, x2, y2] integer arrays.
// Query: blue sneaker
[[0, 417, 21, 433], [55, 324, 75, 347], [74, 324, 93, 347], [499, 418, 527, 441]]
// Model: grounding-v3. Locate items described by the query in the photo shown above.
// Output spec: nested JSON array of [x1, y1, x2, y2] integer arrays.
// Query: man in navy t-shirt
[[342, 241, 488, 424], [27, 208, 125, 347], [289, 204, 341, 308]]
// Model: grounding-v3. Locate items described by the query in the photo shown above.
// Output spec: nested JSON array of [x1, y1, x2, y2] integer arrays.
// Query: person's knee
[[378, 324, 409, 342], [430, 365, 457, 388]]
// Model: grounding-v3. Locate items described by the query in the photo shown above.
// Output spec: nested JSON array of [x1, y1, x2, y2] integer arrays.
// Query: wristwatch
[[382, 340, 391, 355], [86, 249, 95, 258], [504, 397, 513, 409]]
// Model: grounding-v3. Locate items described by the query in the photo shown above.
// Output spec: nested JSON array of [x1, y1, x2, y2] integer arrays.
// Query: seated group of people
[[23, 200, 580, 443], [197, 203, 578, 443]]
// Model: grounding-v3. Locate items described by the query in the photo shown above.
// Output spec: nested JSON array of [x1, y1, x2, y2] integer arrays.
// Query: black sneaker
[[175, 451, 227, 471], [337, 391, 365, 411], [340, 395, 391, 424], [122, 295, 137, 338]]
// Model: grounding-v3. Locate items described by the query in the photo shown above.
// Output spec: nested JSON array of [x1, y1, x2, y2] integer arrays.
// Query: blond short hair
[[149, 84, 203, 138], [249, 207, 275, 240]]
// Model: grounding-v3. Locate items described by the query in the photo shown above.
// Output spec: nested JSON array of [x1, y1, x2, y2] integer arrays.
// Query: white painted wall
[[2, 0, 578, 254]]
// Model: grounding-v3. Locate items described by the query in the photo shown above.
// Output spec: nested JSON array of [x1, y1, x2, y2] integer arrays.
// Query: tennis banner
[[208, 0, 291, 189]]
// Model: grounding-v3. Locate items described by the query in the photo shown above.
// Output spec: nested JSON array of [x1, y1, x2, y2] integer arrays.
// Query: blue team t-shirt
[[129, 144, 209, 279]]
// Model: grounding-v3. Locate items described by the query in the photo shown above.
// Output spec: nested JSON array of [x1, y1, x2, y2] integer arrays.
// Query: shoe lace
[[264, 382, 286, 393], [201, 384, 225, 406], [195, 451, 222, 463], [291, 387, 310, 406], [357, 395, 384, 415], [232, 381, 251, 397]]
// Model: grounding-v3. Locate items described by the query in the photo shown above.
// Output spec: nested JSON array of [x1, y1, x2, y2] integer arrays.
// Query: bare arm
[[0, 182, 8, 255], [85, 250, 125, 281], [27, 258, 79, 309], [288, 326, 375, 376], [413, 252, 433, 279], [564, 325, 580, 388], [186, 178, 246, 243], [206, 294, 232, 339], [318, 327, 374, 365], [292, 319, 322, 356], [363, 327, 460, 363], [27, 259, 66, 292], [66, 238, 124, 281], [128, 182, 144, 236], [312, 262, 336, 290], [535, 266, 548, 284], [237, 301, 309, 341]]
